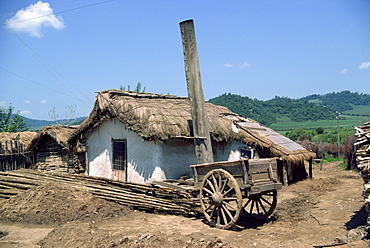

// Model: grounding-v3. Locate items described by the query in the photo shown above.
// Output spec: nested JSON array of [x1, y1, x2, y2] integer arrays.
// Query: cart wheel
[[242, 190, 277, 220], [199, 169, 242, 229]]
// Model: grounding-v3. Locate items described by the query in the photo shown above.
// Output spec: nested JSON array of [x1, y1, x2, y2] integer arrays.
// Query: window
[[112, 140, 126, 171], [240, 146, 256, 159]]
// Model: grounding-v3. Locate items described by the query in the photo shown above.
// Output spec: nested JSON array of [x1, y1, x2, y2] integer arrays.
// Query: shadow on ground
[[345, 206, 367, 230]]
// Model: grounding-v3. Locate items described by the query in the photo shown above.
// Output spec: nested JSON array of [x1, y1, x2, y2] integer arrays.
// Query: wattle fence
[[0, 134, 29, 172]]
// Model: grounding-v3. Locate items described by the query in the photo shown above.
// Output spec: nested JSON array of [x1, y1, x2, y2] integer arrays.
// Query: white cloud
[[359, 62, 370, 70], [340, 69, 348, 74], [20, 110, 31, 116], [23, 100, 31, 104], [5, 1, 65, 37], [40, 100, 47, 104], [223, 63, 234, 68], [240, 62, 251, 69], [0, 101, 5, 106]]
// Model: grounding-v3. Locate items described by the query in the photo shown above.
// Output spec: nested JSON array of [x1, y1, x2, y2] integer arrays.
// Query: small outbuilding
[[28, 125, 85, 173], [69, 90, 315, 184]]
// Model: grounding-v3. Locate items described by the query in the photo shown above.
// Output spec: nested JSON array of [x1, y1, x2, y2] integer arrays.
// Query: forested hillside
[[209, 93, 335, 126], [299, 90, 370, 113], [23, 116, 86, 131]]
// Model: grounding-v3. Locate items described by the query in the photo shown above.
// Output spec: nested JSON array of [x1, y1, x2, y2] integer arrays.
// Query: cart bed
[[190, 158, 282, 195]]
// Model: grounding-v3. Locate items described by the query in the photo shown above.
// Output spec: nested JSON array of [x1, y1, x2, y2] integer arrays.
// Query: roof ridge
[[99, 90, 188, 99]]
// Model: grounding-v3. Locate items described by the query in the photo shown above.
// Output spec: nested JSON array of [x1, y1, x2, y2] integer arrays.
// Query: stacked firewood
[[0, 169, 199, 215], [355, 121, 370, 219]]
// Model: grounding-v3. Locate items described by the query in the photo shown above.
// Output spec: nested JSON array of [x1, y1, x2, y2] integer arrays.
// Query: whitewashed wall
[[86, 118, 247, 183]]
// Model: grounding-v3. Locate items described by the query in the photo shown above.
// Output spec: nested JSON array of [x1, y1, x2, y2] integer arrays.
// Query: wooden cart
[[190, 158, 282, 229], [154, 158, 282, 229]]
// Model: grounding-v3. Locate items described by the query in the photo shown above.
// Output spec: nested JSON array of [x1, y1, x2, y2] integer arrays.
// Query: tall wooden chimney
[[180, 19, 213, 164]]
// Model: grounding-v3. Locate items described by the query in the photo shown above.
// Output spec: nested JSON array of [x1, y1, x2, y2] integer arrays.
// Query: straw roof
[[28, 125, 79, 151], [70, 90, 315, 163], [0, 131, 37, 153]]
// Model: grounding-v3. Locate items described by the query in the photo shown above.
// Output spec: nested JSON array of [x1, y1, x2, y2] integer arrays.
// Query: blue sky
[[1, 0, 369, 120]]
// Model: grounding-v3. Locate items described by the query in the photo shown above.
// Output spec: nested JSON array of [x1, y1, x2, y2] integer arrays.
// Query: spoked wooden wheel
[[199, 169, 242, 229], [242, 190, 277, 220]]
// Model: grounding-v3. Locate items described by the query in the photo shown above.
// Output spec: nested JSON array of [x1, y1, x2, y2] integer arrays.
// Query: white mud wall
[[86, 119, 246, 183]]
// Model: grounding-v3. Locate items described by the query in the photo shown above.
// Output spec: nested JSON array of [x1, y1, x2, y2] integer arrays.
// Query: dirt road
[[0, 161, 369, 247]]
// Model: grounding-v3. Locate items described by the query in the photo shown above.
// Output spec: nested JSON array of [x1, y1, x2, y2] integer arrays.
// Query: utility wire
[[1, 0, 113, 108], [41, 54, 95, 105], [0, 0, 85, 16], [11, 29, 94, 105], [1, 0, 113, 26], [5, 27, 93, 109], [1, 67, 78, 99]]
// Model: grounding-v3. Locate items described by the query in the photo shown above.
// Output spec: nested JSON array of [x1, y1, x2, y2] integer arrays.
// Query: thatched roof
[[28, 125, 79, 151], [70, 90, 315, 163], [0, 131, 37, 153]]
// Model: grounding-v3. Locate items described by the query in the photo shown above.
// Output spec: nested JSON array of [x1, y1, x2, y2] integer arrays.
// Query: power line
[[1, 67, 78, 99], [0, 0, 85, 16], [1, 0, 113, 26], [1, 0, 113, 109], [5, 28, 93, 109]]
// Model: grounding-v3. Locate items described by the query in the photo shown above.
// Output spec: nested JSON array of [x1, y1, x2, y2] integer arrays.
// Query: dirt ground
[[0, 161, 369, 248]]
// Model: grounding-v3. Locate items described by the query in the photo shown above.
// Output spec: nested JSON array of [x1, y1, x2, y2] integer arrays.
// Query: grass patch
[[322, 155, 342, 163], [313, 156, 343, 165], [342, 103, 370, 116], [270, 115, 370, 131], [313, 157, 346, 170], [338, 162, 346, 170]]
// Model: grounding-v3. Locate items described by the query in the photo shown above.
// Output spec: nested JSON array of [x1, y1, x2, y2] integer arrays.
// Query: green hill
[[299, 90, 370, 114], [24, 116, 86, 131], [208, 91, 370, 130], [209, 93, 335, 126]]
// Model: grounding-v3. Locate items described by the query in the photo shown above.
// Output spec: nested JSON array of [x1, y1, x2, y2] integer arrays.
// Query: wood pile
[[0, 169, 199, 215], [355, 121, 370, 220]]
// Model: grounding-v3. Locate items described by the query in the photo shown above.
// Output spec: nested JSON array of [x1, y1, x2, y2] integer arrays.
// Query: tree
[[316, 127, 324, 134], [0, 105, 28, 132], [48, 105, 77, 126]]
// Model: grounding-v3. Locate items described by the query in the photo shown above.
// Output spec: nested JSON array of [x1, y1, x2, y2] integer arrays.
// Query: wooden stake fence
[[0, 134, 29, 172]]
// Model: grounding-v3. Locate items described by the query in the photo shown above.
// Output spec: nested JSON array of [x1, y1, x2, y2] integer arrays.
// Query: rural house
[[28, 125, 85, 173], [69, 90, 315, 184]]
